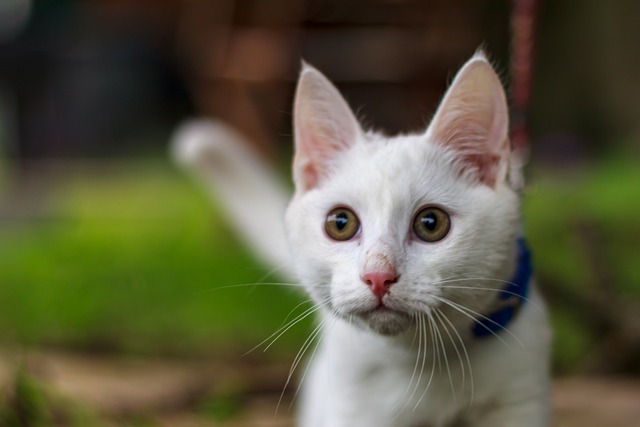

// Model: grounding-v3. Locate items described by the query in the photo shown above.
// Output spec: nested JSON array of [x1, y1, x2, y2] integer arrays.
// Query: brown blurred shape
[[172, 0, 507, 161]]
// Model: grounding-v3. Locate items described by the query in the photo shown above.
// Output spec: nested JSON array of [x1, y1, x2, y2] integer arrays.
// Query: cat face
[[286, 54, 522, 336]]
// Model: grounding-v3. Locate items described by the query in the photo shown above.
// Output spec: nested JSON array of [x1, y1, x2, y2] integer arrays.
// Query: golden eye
[[412, 207, 451, 242], [325, 207, 360, 241]]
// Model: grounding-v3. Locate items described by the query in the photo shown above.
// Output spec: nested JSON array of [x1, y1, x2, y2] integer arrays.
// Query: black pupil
[[420, 212, 437, 231], [335, 212, 349, 231]]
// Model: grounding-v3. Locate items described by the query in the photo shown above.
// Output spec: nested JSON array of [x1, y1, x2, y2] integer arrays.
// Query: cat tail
[[171, 119, 295, 280]]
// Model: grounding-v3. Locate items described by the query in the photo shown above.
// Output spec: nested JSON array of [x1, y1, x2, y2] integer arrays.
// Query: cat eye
[[325, 207, 360, 241], [412, 207, 451, 242]]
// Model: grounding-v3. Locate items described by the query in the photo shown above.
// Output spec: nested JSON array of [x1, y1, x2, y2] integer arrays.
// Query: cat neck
[[472, 237, 532, 338]]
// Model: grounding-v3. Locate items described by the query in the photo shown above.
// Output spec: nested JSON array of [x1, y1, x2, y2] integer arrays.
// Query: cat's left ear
[[427, 53, 510, 188], [292, 63, 364, 192]]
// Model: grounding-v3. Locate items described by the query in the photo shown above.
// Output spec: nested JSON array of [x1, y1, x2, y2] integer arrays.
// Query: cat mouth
[[373, 304, 394, 312], [357, 305, 413, 336]]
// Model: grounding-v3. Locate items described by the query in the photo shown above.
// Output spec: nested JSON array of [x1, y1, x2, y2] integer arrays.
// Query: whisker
[[289, 311, 339, 411], [433, 296, 523, 350], [393, 313, 423, 418], [408, 312, 420, 351], [430, 310, 456, 404], [435, 308, 474, 407], [264, 300, 328, 353], [276, 316, 326, 414], [414, 313, 437, 410], [428, 312, 442, 375], [433, 284, 543, 313], [255, 263, 294, 284], [278, 299, 317, 330], [201, 282, 307, 293], [433, 276, 521, 287], [242, 298, 327, 356], [399, 313, 427, 416], [433, 308, 464, 390]]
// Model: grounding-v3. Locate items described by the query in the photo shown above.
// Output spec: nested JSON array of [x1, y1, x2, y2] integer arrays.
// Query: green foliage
[[524, 152, 640, 373], [0, 161, 309, 357], [0, 369, 105, 427], [199, 386, 244, 423], [0, 369, 47, 427]]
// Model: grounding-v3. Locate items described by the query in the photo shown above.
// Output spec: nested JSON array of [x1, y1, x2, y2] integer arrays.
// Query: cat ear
[[293, 62, 363, 191], [428, 53, 510, 187]]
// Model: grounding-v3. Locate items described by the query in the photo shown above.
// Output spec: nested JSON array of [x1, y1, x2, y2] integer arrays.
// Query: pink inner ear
[[299, 157, 319, 190], [293, 124, 319, 191], [445, 127, 509, 188], [452, 100, 509, 187], [429, 58, 510, 188], [293, 64, 362, 192], [295, 120, 342, 192], [460, 153, 503, 187]]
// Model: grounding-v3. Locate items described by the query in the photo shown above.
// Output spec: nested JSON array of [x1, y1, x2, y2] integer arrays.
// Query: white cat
[[174, 52, 552, 427]]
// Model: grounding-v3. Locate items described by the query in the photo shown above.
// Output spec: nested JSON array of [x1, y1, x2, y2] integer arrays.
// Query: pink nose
[[362, 271, 398, 301]]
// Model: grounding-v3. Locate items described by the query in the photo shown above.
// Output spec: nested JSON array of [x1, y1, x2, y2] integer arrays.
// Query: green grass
[[0, 161, 309, 357], [523, 152, 640, 372], [525, 155, 640, 293], [0, 155, 638, 373], [0, 369, 108, 427]]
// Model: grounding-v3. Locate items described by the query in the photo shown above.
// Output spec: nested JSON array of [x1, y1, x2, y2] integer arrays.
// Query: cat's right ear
[[293, 62, 363, 192]]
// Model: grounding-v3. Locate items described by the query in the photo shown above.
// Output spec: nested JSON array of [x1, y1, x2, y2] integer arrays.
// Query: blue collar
[[472, 238, 532, 338]]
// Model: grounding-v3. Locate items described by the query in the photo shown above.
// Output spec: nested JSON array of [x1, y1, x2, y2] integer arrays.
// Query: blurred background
[[0, 0, 638, 426]]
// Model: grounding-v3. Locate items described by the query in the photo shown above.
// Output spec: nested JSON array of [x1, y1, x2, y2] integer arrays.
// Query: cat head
[[286, 53, 522, 336]]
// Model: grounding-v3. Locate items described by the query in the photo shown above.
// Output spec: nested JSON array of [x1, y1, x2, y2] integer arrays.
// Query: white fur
[[173, 54, 551, 427], [286, 138, 551, 425], [287, 55, 551, 426], [171, 119, 293, 276]]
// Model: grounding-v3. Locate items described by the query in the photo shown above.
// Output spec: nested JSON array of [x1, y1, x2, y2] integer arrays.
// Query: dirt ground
[[1, 349, 639, 427]]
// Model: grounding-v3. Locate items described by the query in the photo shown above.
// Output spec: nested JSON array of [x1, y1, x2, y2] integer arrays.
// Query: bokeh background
[[0, 0, 638, 426]]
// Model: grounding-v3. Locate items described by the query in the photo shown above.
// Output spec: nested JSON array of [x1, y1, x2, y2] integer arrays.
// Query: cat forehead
[[319, 133, 472, 210]]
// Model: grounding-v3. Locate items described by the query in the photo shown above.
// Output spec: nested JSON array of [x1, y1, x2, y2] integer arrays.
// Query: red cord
[[510, 0, 539, 153]]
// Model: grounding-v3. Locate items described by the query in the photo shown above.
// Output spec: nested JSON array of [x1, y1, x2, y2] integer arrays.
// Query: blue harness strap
[[472, 238, 532, 338]]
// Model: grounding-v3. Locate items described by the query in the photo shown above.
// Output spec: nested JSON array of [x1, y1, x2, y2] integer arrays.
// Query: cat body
[[174, 53, 551, 426]]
